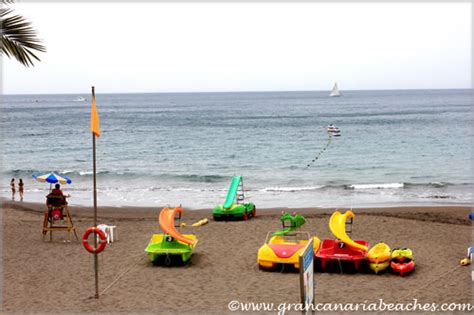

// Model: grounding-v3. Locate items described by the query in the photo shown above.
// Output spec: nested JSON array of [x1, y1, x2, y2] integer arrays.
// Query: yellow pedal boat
[[258, 232, 320, 270], [369, 261, 390, 274], [367, 242, 391, 264]]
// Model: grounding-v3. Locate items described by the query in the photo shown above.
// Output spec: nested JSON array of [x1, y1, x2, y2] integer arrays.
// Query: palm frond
[[1, 7, 46, 67]]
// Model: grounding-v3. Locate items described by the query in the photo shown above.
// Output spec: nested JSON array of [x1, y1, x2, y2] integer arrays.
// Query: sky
[[2, 2, 472, 94]]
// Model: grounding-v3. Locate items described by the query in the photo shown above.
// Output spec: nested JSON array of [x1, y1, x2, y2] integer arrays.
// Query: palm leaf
[[1, 7, 46, 67]]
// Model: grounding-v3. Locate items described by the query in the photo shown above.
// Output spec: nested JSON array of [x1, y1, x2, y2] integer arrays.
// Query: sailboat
[[329, 82, 341, 97]]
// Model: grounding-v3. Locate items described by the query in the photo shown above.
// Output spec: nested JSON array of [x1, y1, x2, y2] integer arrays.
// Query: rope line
[[307, 134, 333, 168], [99, 254, 145, 296], [395, 264, 462, 302]]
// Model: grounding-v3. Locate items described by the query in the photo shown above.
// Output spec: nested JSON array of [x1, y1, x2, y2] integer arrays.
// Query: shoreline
[[2, 199, 472, 225], [2, 178, 472, 210]]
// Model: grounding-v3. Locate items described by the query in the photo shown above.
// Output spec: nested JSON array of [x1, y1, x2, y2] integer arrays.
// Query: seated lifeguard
[[51, 184, 64, 197], [46, 184, 66, 221]]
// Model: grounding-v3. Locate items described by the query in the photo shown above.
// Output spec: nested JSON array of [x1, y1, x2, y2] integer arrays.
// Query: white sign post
[[299, 238, 314, 313]]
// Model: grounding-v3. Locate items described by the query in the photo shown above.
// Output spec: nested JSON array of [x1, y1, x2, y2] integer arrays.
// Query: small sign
[[299, 238, 314, 312]]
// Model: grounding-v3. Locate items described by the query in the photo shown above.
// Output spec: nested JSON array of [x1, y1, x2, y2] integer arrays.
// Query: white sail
[[329, 82, 341, 97]]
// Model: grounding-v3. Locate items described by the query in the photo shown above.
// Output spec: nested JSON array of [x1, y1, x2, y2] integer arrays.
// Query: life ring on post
[[82, 227, 107, 254]]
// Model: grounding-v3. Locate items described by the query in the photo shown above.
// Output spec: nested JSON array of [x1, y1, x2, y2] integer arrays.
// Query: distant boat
[[329, 83, 341, 97], [73, 96, 86, 102], [327, 124, 341, 136]]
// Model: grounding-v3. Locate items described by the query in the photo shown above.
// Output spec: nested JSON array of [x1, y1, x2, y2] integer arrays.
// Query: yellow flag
[[91, 94, 101, 137]]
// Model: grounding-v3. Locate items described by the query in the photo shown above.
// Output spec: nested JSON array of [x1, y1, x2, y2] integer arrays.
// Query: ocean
[[1, 89, 473, 209]]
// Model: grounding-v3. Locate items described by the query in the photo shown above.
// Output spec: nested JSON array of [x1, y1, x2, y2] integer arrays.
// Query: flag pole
[[92, 86, 99, 299]]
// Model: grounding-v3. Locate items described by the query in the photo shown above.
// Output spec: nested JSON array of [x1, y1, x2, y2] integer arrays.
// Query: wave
[[262, 186, 325, 192], [55, 170, 112, 176], [3, 168, 473, 189], [60, 170, 76, 175], [261, 182, 468, 192], [420, 195, 456, 200], [405, 182, 449, 188], [21, 132, 50, 137], [60, 171, 227, 183], [79, 171, 93, 176], [346, 181, 461, 190], [9, 169, 39, 176], [5, 169, 229, 183], [347, 183, 405, 190], [167, 174, 227, 183], [146, 186, 227, 193]]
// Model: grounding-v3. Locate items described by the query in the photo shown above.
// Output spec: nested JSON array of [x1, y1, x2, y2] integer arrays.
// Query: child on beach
[[18, 179, 24, 201], [10, 178, 15, 201]]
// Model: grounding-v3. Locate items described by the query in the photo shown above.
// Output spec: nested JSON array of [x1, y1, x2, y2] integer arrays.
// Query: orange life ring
[[82, 227, 107, 254]]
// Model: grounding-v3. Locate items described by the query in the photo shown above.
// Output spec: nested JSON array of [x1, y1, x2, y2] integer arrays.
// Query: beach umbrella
[[33, 172, 72, 191]]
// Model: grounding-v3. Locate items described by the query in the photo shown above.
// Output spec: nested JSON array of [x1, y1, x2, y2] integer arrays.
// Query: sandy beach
[[1, 200, 472, 313], [2, 1, 472, 314]]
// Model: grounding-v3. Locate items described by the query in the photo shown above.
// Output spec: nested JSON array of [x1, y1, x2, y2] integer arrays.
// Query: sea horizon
[[3, 87, 472, 96]]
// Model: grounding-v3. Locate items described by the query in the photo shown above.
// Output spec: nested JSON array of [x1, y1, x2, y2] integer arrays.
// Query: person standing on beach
[[10, 178, 15, 201], [18, 179, 24, 201]]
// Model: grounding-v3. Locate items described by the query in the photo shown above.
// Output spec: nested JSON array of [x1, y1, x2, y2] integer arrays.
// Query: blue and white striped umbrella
[[33, 172, 72, 185]]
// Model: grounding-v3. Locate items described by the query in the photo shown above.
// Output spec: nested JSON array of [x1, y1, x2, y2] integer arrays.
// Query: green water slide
[[223, 176, 242, 209], [271, 213, 306, 236]]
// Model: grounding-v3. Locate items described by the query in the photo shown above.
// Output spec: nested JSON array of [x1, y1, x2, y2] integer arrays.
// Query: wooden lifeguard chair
[[42, 195, 78, 241]]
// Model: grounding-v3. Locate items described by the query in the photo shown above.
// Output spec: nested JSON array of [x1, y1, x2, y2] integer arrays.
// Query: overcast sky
[[2, 2, 471, 94]]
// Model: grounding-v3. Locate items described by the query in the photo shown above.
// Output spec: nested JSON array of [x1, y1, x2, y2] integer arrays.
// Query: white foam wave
[[261, 186, 325, 192], [349, 183, 404, 190], [429, 181, 447, 187], [60, 170, 75, 174]]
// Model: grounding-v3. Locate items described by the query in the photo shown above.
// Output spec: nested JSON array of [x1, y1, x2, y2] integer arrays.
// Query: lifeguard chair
[[42, 194, 78, 241]]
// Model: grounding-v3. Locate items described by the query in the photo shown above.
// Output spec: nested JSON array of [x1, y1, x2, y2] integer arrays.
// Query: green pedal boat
[[213, 176, 256, 221], [145, 207, 198, 265]]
